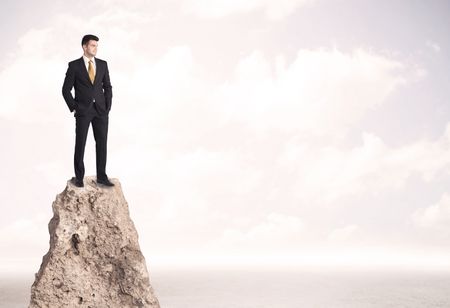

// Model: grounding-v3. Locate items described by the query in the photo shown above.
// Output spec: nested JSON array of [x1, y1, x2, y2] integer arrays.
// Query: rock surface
[[29, 176, 160, 308]]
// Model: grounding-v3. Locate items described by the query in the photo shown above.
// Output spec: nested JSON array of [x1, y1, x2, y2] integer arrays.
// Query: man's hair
[[81, 34, 99, 46]]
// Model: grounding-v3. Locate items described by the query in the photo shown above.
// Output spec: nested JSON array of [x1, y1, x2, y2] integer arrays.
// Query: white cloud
[[213, 47, 408, 138], [426, 40, 441, 53], [412, 192, 450, 230], [105, 45, 420, 216], [205, 212, 304, 253], [290, 123, 450, 203], [180, 0, 315, 20], [2, 2, 448, 270]]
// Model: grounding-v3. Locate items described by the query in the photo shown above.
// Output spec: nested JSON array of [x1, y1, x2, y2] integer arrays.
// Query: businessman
[[62, 34, 114, 187]]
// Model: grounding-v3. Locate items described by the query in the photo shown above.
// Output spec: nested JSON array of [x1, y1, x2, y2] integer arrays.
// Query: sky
[[1, 0, 450, 273]]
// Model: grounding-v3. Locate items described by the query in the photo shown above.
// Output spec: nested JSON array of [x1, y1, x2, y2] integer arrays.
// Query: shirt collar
[[82, 55, 95, 65]]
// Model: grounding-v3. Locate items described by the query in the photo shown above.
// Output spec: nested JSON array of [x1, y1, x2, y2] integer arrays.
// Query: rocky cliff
[[29, 176, 160, 308]]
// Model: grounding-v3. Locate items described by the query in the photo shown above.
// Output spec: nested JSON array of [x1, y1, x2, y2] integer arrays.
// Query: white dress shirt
[[82, 55, 96, 75]]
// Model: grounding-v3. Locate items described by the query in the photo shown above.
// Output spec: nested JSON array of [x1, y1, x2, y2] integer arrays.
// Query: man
[[62, 34, 114, 187]]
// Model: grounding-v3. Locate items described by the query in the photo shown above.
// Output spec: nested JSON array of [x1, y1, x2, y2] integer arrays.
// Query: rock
[[29, 176, 160, 308]]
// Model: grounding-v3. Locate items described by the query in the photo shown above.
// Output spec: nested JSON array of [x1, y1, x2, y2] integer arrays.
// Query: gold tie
[[88, 60, 95, 84]]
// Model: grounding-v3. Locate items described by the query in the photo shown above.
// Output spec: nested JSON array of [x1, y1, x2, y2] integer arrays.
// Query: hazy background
[[1, 0, 450, 274]]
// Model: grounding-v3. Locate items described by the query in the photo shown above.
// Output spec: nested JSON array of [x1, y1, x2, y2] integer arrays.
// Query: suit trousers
[[74, 104, 109, 181]]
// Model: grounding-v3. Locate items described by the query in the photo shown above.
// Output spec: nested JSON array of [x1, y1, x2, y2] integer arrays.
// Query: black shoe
[[97, 177, 115, 187], [71, 177, 84, 187]]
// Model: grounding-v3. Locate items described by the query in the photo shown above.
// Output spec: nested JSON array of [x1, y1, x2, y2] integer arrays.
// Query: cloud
[[290, 123, 450, 203], [412, 192, 450, 230], [180, 0, 315, 20], [204, 212, 304, 253], [213, 47, 408, 138], [0, 27, 63, 119], [2, 22, 424, 246], [2, 1, 447, 269], [426, 40, 441, 53]]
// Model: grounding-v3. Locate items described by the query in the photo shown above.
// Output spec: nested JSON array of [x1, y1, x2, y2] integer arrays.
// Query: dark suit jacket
[[62, 57, 112, 116]]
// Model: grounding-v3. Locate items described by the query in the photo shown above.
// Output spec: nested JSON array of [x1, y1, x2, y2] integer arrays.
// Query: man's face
[[83, 40, 98, 58]]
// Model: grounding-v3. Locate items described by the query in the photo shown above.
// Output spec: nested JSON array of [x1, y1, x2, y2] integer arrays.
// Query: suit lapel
[[78, 57, 90, 83], [93, 60, 102, 85]]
